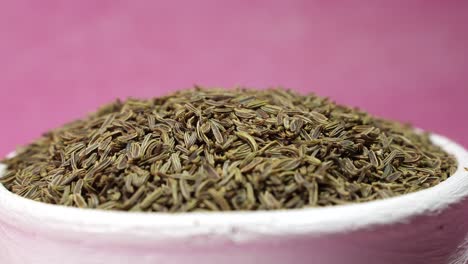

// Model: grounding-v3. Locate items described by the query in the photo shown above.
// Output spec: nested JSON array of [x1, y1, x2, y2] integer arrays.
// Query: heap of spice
[[0, 88, 457, 212]]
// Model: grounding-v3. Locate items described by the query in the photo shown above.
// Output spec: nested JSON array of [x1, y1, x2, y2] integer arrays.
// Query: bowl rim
[[0, 133, 467, 242]]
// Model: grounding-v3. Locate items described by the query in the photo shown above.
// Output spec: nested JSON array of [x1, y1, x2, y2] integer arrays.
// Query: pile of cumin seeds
[[0, 88, 457, 212]]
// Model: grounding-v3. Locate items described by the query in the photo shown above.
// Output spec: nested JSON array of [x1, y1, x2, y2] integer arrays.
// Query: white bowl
[[0, 133, 467, 264]]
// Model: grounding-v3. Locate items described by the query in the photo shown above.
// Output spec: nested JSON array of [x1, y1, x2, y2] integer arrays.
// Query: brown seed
[[235, 131, 258, 152], [209, 120, 224, 144], [0, 87, 456, 212]]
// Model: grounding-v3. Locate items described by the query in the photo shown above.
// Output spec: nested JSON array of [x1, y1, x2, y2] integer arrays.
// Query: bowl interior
[[0, 133, 467, 242]]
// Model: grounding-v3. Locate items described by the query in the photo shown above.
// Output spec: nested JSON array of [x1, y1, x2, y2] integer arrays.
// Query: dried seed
[[73, 194, 88, 208], [368, 150, 379, 167], [208, 189, 231, 211], [1, 87, 456, 213], [235, 131, 258, 152], [139, 188, 164, 209], [309, 111, 329, 124], [386, 172, 402, 182], [210, 120, 224, 144]]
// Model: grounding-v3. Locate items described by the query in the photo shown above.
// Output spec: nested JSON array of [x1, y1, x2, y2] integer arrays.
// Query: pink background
[[0, 1, 467, 157]]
